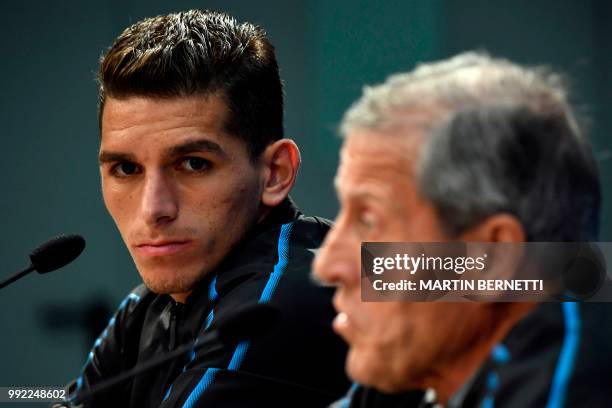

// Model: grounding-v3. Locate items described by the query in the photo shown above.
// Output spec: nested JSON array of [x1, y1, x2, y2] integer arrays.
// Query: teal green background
[[0, 0, 610, 395]]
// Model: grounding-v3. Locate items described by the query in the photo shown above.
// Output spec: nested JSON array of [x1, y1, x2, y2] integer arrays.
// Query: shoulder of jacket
[[287, 215, 332, 247]]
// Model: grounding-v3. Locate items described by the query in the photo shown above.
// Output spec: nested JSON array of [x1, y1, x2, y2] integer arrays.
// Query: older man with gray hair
[[315, 52, 610, 407]]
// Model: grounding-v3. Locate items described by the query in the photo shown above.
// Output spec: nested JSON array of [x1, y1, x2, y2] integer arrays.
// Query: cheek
[[356, 303, 413, 350], [188, 176, 262, 240], [219, 176, 262, 215], [102, 186, 133, 223], [408, 305, 479, 365], [410, 305, 450, 345], [102, 186, 142, 243], [226, 183, 257, 208], [376, 303, 414, 344], [194, 182, 258, 221], [347, 304, 416, 388]]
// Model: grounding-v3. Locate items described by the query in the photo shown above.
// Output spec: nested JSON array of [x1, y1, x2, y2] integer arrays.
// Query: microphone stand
[[63, 303, 279, 406], [0, 265, 34, 290], [72, 333, 224, 405]]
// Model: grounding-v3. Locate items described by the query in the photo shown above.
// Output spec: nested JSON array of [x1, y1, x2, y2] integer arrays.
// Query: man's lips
[[332, 295, 354, 339], [133, 240, 192, 256], [333, 312, 351, 335]]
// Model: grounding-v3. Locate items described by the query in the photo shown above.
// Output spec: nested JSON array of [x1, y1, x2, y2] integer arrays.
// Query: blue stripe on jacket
[[545, 302, 581, 408], [181, 222, 294, 408]]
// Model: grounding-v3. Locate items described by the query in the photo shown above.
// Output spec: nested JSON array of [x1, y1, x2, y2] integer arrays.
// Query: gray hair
[[341, 52, 601, 241]]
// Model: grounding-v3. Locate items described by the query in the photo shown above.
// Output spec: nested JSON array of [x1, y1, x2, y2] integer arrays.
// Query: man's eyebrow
[[334, 176, 380, 202], [98, 139, 229, 165], [167, 139, 228, 159], [98, 151, 135, 164]]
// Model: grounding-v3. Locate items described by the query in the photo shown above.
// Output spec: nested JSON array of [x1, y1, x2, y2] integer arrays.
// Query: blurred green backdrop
[[0, 0, 610, 399]]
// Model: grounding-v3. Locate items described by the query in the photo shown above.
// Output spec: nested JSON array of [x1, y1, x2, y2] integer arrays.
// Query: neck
[[425, 302, 538, 404], [170, 291, 191, 304]]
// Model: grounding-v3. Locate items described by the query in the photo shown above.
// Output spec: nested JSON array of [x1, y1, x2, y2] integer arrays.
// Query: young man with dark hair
[[64, 10, 348, 407]]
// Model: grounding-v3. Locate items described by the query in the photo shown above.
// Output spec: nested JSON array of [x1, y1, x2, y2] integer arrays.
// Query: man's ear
[[460, 213, 526, 243], [260, 139, 301, 207]]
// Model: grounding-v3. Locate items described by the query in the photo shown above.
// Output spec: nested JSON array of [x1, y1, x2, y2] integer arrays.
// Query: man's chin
[[346, 349, 384, 388], [347, 348, 414, 393], [139, 270, 200, 296]]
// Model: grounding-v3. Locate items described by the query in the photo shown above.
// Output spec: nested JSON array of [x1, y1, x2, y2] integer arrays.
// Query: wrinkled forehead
[[341, 123, 426, 168], [335, 127, 426, 199], [336, 104, 450, 182]]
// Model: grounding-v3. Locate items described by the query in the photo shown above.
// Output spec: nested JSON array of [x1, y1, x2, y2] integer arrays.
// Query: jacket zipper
[[168, 301, 183, 350]]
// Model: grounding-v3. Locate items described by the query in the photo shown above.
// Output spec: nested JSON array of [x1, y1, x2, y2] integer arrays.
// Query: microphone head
[[29, 234, 86, 274], [217, 304, 281, 345]]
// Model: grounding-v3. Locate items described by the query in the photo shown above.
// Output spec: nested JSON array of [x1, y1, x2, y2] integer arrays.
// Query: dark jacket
[[67, 199, 350, 407], [336, 302, 612, 407]]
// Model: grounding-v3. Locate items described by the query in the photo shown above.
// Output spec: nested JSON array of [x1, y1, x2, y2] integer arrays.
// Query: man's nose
[[313, 221, 360, 288], [140, 171, 179, 226]]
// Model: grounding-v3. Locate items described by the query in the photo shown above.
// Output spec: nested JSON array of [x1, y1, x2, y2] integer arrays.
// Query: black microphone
[[71, 303, 281, 405], [0, 234, 86, 290]]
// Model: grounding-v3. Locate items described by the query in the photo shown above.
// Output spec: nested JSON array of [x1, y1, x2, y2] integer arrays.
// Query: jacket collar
[[182, 197, 301, 306]]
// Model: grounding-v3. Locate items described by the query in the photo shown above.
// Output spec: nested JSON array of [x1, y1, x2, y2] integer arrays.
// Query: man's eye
[[179, 157, 211, 172], [111, 162, 140, 177], [358, 211, 377, 231]]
